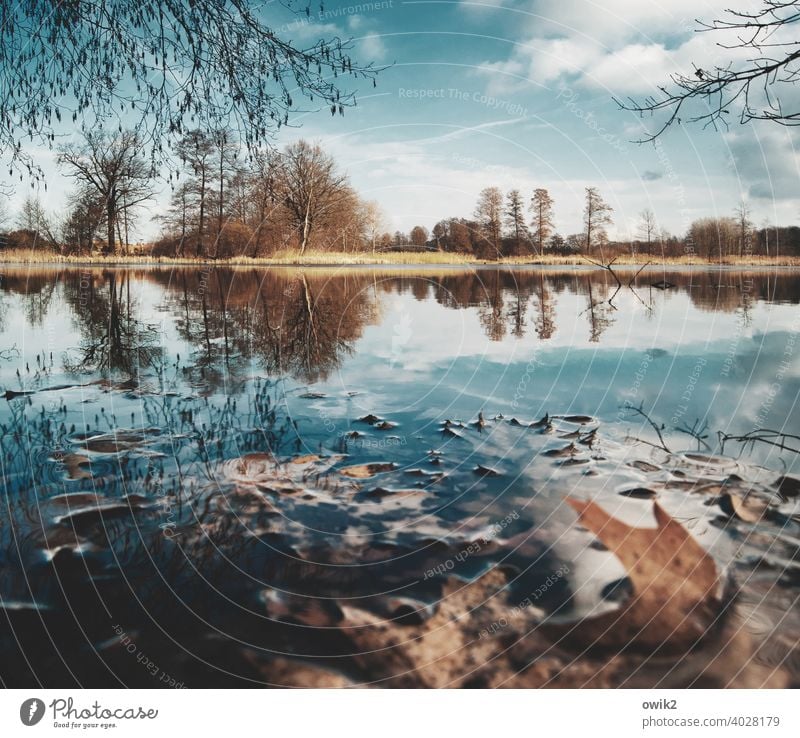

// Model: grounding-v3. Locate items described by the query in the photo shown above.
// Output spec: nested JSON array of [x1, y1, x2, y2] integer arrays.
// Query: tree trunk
[[198, 171, 206, 257], [106, 187, 116, 255], [300, 182, 314, 255]]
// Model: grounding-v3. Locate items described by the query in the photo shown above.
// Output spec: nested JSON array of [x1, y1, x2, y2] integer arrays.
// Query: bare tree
[[735, 200, 753, 256], [247, 149, 284, 257], [279, 140, 350, 254], [504, 189, 529, 255], [62, 185, 107, 255], [58, 131, 153, 254], [161, 182, 193, 256], [618, 0, 800, 140], [211, 130, 240, 255], [361, 201, 387, 253], [474, 186, 504, 258], [0, 1, 379, 178], [530, 188, 555, 255], [410, 225, 430, 247], [0, 193, 9, 231], [637, 208, 658, 251], [175, 131, 215, 257], [17, 196, 43, 231], [14, 195, 58, 250], [583, 187, 613, 253]]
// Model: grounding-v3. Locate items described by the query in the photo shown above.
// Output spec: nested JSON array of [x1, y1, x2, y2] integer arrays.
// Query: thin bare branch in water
[[627, 261, 653, 287], [676, 418, 711, 451], [0, 344, 19, 362], [583, 255, 622, 288], [622, 401, 671, 453], [718, 428, 800, 457]]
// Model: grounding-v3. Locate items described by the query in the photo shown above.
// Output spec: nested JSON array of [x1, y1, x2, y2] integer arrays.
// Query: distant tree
[[279, 141, 350, 255], [0, 194, 8, 230], [449, 220, 475, 254], [583, 187, 613, 253], [393, 231, 407, 247], [688, 217, 738, 260], [637, 208, 658, 252], [0, 1, 379, 178], [58, 131, 153, 255], [565, 233, 585, 252], [211, 130, 240, 255], [14, 195, 57, 250], [735, 200, 753, 256], [474, 187, 504, 258], [160, 182, 194, 256], [17, 196, 48, 234], [361, 201, 388, 253], [62, 186, 107, 255], [549, 233, 566, 253], [174, 131, 215, 257], [530, 188, 555, 255], [247, 149, 285, 257], [432, 220, 449, 250], [410, 225, 429, 247], [504, 189, 529, 254], [325, 185, 362, 253]]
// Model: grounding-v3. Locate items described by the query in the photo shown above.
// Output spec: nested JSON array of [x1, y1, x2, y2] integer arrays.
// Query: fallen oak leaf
[[543, 498, 722, 653]]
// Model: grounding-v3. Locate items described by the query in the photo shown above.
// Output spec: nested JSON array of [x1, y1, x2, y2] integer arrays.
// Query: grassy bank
[[1, 247, 800, 267]]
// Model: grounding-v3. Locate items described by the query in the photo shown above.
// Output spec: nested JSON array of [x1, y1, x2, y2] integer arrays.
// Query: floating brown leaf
[[473, 464, 501, 477], [288, 454, 322, 465], [546, 498, 721, 653], [629, 460, 661, 473], [543, 443, 576, 458], [338, 462, 397, 478]]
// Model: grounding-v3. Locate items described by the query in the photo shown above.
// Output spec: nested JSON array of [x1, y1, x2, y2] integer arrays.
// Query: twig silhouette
[[622, 401, 671, 453]]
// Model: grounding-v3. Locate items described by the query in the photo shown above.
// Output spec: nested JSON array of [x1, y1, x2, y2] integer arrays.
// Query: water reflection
[[0, 265, 799, 687]]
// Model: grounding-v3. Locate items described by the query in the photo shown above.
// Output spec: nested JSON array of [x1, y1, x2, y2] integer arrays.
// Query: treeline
[[2, 128, 800, 259], [0, 130, 394, 257], [424, 187, 800, 259]]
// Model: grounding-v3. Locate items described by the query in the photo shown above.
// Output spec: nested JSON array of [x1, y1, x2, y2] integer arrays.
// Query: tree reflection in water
[[0, 265, 799, 687]]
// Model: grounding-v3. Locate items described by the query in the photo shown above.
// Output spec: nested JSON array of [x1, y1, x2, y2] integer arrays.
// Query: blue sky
[[3, 0, 799, 240]]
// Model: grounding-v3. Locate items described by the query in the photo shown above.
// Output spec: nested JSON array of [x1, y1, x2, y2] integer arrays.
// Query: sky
[[2, 0, 800, 241]]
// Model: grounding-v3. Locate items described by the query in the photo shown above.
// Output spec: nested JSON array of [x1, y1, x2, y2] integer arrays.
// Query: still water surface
[[1, 266, 798, 686]]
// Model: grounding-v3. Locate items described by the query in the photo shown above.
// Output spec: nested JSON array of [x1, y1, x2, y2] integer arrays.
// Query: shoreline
[[1, 249, 799, 268]]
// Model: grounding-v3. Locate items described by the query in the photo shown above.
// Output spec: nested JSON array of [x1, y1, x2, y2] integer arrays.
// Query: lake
[[1, 265, 799, 687]]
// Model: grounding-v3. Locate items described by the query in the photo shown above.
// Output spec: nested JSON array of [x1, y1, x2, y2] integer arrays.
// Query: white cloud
[[358, 32, 387, 61], [726, 126, 800, 202]]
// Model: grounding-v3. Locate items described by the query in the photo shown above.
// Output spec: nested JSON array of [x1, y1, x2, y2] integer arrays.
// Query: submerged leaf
[[546, 498, 722, 652]]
